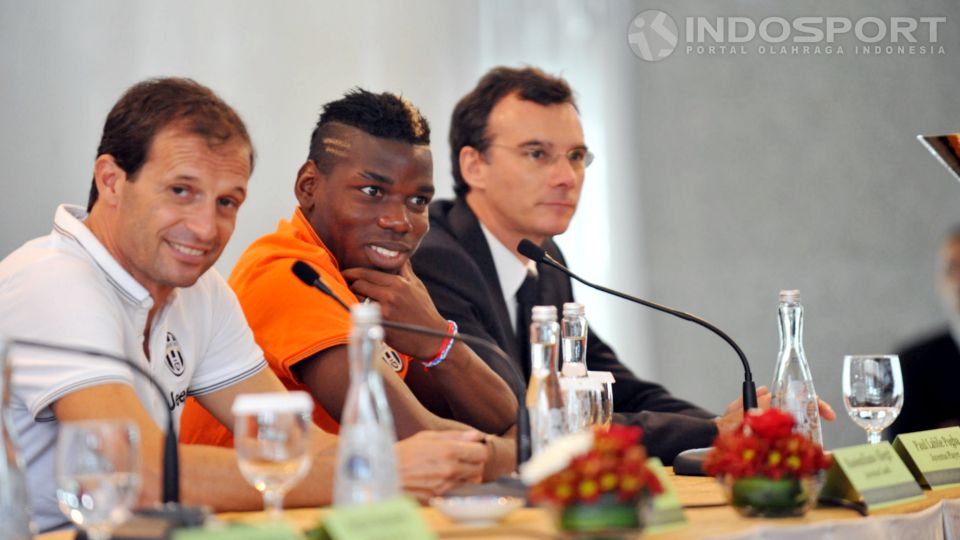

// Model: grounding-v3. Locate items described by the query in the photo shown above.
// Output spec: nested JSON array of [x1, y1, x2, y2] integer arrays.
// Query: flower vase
[[724, 476, 816, 518], [557, 493, 646, 539]]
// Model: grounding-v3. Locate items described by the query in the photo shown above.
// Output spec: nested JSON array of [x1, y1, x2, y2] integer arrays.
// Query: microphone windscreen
[[517, 239, 546, 262], [292, 260, 320, 286]]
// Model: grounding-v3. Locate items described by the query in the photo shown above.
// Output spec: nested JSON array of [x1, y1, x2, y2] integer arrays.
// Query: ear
[[294, 160, 323, 212], [459, 146, 487, 192], [92, 155, 127, 207]]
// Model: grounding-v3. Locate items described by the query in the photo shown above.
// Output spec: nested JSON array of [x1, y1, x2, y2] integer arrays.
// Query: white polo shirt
[[0, 204, 266, 532]]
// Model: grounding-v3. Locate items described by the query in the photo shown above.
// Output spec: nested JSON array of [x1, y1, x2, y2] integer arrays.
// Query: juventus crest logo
[[165, 332, 186, 376], [381, 348, 404, 373]]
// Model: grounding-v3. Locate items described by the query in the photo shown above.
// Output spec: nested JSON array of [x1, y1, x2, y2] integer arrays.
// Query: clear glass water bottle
[[334, 303, 399, 506], [560, 303, 594, 433], [561, 302, 588, 378], [526, 305, 566, 456], [771, 290, 823, 445], [0, 341, 32, 539]]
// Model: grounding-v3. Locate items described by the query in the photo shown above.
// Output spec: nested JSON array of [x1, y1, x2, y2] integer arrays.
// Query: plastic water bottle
[[526, 305, 566, 456], [771, 290, 823, 445], [560, 302, 588, 378], [334, 303, 399, 505]]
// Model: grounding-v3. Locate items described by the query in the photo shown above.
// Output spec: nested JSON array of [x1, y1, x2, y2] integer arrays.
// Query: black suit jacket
[[887, 329, 960, 439], [412, 198, 719, 463]]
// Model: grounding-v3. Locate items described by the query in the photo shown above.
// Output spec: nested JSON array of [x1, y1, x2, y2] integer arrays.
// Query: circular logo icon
[[627, 10, 679, 62]]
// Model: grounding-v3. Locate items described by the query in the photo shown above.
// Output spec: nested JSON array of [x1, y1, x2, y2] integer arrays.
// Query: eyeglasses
[[486, 144, 595, 171]]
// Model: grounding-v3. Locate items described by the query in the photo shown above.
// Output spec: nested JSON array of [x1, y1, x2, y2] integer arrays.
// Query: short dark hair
[[308, 88, 430, 173], [449, 66, 576, 198], [87, 77, 253, 211]]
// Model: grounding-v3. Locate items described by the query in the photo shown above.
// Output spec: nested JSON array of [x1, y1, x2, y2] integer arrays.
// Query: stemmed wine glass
[[56, 420, 141, 540], [233, 392, 313, 520], [842, 355, 904, 444]]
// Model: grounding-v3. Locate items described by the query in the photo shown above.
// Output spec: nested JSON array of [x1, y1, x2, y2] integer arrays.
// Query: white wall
[[1, 0, 957, 449], [625, 1, 960, 449]]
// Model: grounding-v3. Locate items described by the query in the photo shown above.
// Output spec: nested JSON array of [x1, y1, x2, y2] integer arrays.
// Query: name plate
[[893, 427, 960, 489], [819, 442, 923, 510], [645, 457, 687, 532], [311, 496, 435, 540], [174, 523, 300, 540]]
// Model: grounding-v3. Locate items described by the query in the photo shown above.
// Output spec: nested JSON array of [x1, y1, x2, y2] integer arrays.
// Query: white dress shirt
[[479, 224, 538, 332]]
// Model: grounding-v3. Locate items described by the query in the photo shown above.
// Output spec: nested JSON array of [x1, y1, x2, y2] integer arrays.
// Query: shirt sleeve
[[230, 257, 355, 384], [187, 270, 266, 396], [0, 256, 133, 420]]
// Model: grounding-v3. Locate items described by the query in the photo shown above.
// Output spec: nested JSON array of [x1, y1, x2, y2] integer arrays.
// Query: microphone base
[[672, 447, 711, 476], [76, 504, 210, 539]]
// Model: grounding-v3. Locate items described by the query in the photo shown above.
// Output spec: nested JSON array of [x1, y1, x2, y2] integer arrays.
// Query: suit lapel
[[447, 199, 523, 364]]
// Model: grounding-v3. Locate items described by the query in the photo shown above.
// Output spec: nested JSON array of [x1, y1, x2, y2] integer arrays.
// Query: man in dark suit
[[411, 66, 762, 463], [888, 226, 960, 438]]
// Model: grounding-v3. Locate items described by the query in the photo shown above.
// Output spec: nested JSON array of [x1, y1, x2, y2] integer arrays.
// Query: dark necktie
[[515, 270, 539, 381]]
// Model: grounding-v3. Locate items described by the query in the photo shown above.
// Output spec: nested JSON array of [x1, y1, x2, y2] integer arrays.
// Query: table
[[35, 470, 960, 539]]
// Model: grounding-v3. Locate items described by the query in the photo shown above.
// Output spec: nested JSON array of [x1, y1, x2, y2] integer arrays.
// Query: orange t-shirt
[[179, 209, 411, 446]]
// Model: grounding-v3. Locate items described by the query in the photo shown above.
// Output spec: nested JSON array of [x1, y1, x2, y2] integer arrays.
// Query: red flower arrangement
[[704, 408, 831, 480], [526, 425, 664, 507]]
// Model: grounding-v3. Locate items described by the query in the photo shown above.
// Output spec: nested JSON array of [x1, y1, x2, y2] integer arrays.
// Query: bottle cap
[[779, 290, 801, 303], [351, 302, 382, 324], [563, 302, 585, 318], [531, 305, 557, 323]]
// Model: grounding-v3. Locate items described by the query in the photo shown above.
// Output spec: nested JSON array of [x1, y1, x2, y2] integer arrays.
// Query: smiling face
[[296, 125, 434, 273], [92, 123, 251, 301], [461, 93, 587, 254]]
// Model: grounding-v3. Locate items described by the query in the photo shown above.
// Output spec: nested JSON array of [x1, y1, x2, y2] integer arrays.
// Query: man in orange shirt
[[181, 89, 518, 482]]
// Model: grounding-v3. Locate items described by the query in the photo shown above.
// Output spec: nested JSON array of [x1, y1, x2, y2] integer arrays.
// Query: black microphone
[[293, 261, 350, 313], [290, 261, 533, 465], [516, 239, 758, 412]]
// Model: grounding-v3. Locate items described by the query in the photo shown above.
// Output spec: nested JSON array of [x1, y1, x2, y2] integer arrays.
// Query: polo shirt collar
[[53, 204, 153, 307], [291, 207, 341, 268]]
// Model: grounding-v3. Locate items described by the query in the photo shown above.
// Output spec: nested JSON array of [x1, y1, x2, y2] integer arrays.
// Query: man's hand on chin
[[342, 261, 449, 359]]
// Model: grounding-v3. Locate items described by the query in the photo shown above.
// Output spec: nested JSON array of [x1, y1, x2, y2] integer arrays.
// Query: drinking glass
[[583, 371, 615, 428], [56, 420, 141, 540], [842, 355, 904, 444], [594, 380, 614, 428], [233, 392, 313, 520], [559, 377, 600, 433]]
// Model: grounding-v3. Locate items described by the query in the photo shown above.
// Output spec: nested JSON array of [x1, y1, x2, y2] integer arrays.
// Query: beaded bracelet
[[422, 320, 457, 368]]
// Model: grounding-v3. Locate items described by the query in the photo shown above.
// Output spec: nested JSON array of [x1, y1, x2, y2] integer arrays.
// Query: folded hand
[[395, 430, 488, 501]]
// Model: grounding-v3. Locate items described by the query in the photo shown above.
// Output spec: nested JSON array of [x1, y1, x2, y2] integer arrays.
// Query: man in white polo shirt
[[0, 78, 487, 532], [0, 77, 312, 532]]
